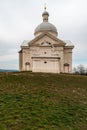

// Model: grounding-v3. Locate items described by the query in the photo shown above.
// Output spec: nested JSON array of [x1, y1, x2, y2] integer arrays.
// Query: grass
[[0, 72, 87, 130]]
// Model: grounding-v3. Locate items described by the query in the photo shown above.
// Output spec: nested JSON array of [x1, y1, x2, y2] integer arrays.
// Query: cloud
[[0, 43, 19, 69], [0, 0, 87, 69], [0, 50, 18, 62], [0, 60, 18, 70]]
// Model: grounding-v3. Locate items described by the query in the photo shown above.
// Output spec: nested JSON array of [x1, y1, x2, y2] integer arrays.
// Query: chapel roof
[[64, 40, 74, 46], [21, 40, 29, 46], [34, 22, 57, 35], [34, 5, 58, 37]]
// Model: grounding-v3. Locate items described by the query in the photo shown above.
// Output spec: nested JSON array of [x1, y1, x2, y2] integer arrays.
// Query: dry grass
[[0, 72, 87, 130]]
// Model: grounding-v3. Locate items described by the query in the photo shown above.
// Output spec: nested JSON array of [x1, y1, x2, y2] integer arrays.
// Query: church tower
[[19, 6, 74, 73]]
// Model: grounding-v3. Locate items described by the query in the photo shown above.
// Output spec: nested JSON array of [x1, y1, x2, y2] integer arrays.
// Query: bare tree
[[73, 65, 87, 75], [73, 67, 79, 74], [77, 64, 85, 74]]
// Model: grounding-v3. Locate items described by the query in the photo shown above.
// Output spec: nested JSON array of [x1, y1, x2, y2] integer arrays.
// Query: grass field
[[0, 72, 87, 130]]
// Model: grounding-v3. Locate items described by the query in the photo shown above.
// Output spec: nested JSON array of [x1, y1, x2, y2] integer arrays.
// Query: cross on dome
[[44, 3, 46, 11]]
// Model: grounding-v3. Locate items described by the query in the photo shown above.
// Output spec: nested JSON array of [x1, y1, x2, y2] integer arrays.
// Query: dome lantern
[[42, 3, 49, 22], [42, 11, 49, 22]]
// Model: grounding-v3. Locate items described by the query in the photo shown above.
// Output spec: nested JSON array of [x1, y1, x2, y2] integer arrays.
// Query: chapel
[[19, 6, 74, 73]]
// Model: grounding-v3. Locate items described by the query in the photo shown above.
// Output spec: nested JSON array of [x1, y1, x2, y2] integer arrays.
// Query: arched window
[[64, 63, 69, 66], [25, 62, 30, 71], [25, 62, 30, 65], [64, 63, 69, 73]]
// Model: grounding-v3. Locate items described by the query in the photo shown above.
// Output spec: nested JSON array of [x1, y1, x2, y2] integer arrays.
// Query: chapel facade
[[19, 7, 74, 73]]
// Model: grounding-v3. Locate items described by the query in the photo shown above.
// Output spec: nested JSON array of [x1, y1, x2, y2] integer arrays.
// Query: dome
[[34, 7, 58, 37], [34, 22, 57, 35]]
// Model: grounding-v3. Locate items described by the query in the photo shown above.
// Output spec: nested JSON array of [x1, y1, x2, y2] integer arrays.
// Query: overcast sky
[[0, 0, 87, 70]]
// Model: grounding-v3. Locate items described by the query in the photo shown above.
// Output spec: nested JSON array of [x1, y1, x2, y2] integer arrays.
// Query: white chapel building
[[19, 7, 74, 73]]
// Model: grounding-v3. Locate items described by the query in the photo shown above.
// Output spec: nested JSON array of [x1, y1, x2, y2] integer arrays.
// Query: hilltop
[[0, 72, 87, 130]]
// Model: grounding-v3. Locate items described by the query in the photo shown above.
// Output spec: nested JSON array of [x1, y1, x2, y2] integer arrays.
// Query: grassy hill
[[0, 72, 87, 130]]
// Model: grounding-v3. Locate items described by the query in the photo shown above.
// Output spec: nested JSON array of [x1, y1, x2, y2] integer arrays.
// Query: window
[[25, 62, 30, 65], [64, 63, 69, 66], [44, 61, 47, 64]]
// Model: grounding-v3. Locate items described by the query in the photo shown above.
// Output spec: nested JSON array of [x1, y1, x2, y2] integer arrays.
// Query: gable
[[28, 33, 66, 47]]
